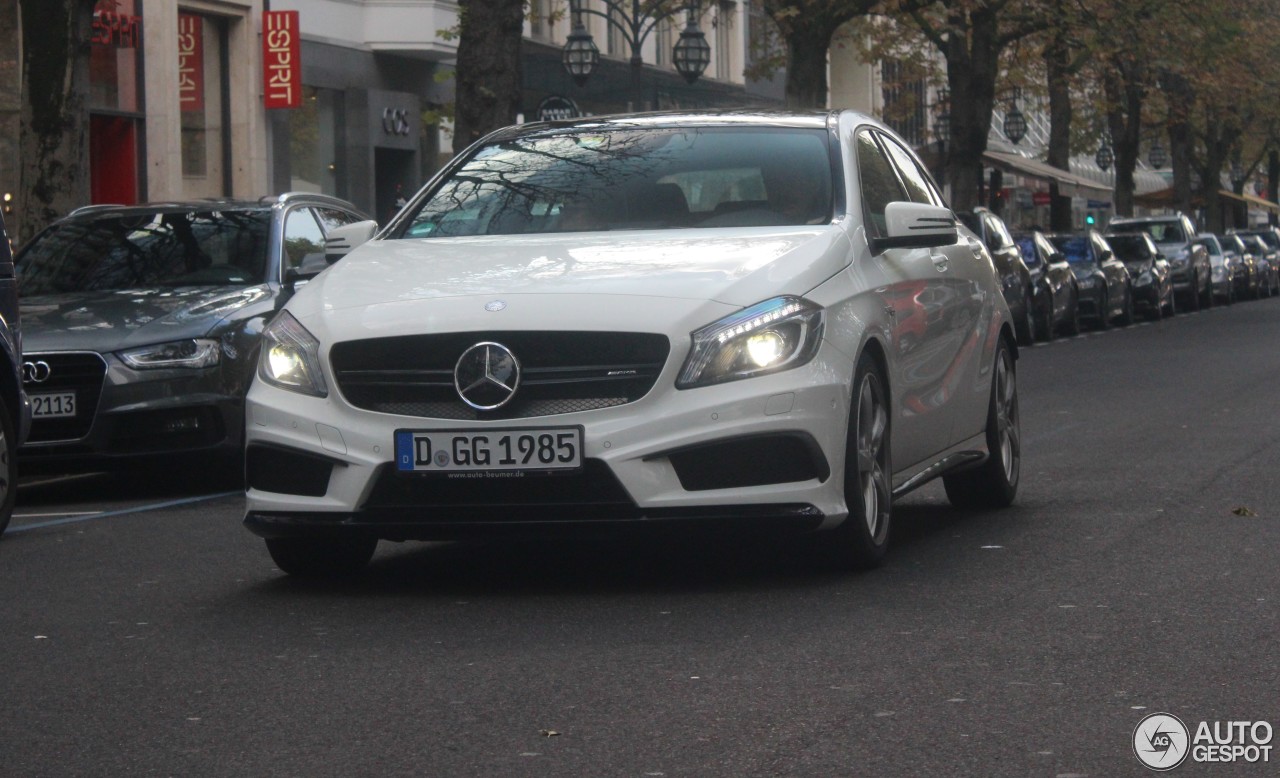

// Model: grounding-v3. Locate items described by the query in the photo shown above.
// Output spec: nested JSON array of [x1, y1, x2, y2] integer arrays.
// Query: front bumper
[[244, 347, 857, 538], [18, 350, 246, 472]]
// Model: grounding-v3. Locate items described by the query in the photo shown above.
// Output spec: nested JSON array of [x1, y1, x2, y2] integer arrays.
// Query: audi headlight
[[119, 338, 220, 369], [1134, 271, 1153, 286], [258, 311, 328, 397], [677, 296, 823, 389]]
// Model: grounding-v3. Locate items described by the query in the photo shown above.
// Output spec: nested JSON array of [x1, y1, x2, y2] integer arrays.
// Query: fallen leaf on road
[[539, 730, 560, 737], [1232, 507, 1258, 517]]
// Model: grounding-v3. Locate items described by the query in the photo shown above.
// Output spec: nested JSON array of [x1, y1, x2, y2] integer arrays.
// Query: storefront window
[[179, 12, 228, 195], [290, 86, 342, 196]]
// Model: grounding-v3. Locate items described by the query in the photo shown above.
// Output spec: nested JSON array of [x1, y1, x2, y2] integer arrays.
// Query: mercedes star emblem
[[454, 342, 521, 410]]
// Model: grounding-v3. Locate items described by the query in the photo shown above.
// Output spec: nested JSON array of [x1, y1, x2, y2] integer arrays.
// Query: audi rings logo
[[22, 360, 52, 384], [454, 342, 521, 410]]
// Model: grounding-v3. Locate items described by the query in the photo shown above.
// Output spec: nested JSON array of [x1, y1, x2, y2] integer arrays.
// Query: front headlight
[[118, 338, 220, 369], [677, 296, 824, 389], [1134, 271, 1153, 286], [1212, 265, 1226, 280], [258, 311, 328, 397]]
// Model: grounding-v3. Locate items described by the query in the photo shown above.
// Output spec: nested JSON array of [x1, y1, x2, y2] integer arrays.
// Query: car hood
[[20, 285, 274, 353], [293, 228, 850, 317], [1069, 265, 1099, 279]]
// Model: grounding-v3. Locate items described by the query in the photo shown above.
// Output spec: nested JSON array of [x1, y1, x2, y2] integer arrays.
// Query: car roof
[[482, 109, 841, 143], [64, 192, 366, 221]]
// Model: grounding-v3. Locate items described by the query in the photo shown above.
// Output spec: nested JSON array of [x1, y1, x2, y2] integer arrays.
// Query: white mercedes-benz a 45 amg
[[244, 110, 1020, 577]]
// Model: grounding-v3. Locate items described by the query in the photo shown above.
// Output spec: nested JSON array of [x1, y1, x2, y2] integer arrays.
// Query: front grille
[[23, 351, 107, 443], [330, 331, 670, 420]]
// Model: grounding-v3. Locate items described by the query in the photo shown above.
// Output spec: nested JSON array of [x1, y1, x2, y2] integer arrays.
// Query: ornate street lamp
[[1149, 141, 1168, 169], [672, 5, 711, 85], [561, 0, 710, 107], [562, 3, 601, 86], [1003, 91, 1027, 145], [1096, 141, 1114, 172]]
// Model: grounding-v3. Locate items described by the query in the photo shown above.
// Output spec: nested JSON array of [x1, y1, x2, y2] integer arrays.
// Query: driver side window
[[855, 131, 906, 240], [283, 208, 326, 275]]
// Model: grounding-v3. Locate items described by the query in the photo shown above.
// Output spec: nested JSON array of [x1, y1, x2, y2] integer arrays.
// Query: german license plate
[[394, 427, 584, 474], [31, 391, 76, 418]]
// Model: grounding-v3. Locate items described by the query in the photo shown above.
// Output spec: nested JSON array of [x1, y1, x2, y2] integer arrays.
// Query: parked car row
[[963, 207, 1278, 344]]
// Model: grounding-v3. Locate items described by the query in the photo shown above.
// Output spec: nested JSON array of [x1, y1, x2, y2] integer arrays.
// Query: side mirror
[[324, 219, 378, 262], [870, 202, 959, 254]]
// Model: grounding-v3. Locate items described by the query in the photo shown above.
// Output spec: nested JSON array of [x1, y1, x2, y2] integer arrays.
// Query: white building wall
[[142, 0, 269, 200]]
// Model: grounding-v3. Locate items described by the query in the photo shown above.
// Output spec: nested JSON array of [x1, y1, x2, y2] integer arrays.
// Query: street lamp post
[[561, 0, 711, 111]]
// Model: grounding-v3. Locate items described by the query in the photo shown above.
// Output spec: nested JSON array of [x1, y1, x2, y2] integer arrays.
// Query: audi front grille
[[23, 351, 108, 443]]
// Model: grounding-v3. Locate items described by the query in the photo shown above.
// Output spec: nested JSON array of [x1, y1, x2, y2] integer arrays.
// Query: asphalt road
[[3, 298, 1278, 777]]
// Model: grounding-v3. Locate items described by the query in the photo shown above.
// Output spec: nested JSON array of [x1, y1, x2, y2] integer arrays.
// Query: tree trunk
[[784, 26, 833, 109], [452, 0, 525, 154], [1044, 26, 1074, 232], [17, 0, 95, 244], [941, 6, 999, 213], [1104, 65, 1143, 218], [1159, 71, 1195, 218]]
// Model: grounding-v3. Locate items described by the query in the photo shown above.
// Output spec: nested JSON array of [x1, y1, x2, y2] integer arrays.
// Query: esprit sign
[[177, 14, 203, 113], [263, 10, 301, 109]]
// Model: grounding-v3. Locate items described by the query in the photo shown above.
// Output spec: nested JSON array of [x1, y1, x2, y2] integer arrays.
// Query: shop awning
[[981, 150, 1113, 198], [1136, 187, 1280, 213]]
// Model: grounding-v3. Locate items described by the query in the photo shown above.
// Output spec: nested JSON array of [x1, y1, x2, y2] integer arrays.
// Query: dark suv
[[1108, 212, 1212, 310], [0, 210, 31, 535], [14, 193, 371, 477]]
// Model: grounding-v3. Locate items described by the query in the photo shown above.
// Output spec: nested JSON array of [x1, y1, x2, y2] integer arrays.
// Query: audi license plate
[[395, 427, 583, 474], [31, 391, 76, 418]]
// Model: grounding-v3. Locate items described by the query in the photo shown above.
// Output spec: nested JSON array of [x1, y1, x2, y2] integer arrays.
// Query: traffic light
[[1085, 212, 1096, 226]]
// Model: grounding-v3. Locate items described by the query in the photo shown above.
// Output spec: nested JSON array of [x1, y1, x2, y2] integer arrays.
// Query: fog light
[[164, 416, 201, 433]]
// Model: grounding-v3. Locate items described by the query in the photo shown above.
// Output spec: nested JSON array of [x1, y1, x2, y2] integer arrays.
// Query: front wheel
[[265, 536, 378, 578], [943, 338, 1020, 510], [829, 354, 893, 570], [1118, 287, 1135, 326], [0, 394, 15, 537]]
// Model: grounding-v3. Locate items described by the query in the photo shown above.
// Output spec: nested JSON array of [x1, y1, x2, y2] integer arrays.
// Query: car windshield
[[1112, 220, 1185, 243], [1239, 231, 1278, 249], [395, 126, 835, 237], [17, 209, 271, 295], [1106, 234, 1152, 261], [1048, 235, 1093, 264], [1199, 239, 1222, 256], [1014, 237, 1038, 265]]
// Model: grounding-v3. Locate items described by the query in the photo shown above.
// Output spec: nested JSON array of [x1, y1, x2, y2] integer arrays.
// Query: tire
[[829, 354, 893, 570], [1118, 287, 1135, 326], [1063, 297, 1081, 336], [1167, 287, 1177, 316], [1201, 271, 1214, 309], [1096, 291, 1111, 330], [0, 394, 15, 537], [943, 338, 1020, 510], [265, 535, 378, 578], [1035, 291, 1054, 342], [1186, 277, 1202, 311], [1015, 289, 1036, 346]]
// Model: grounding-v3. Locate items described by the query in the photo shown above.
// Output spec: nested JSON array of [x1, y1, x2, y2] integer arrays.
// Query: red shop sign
[[263, 10, 301, 109], [1032, 191, 1052, 206], [177, 14, 203, 113]]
